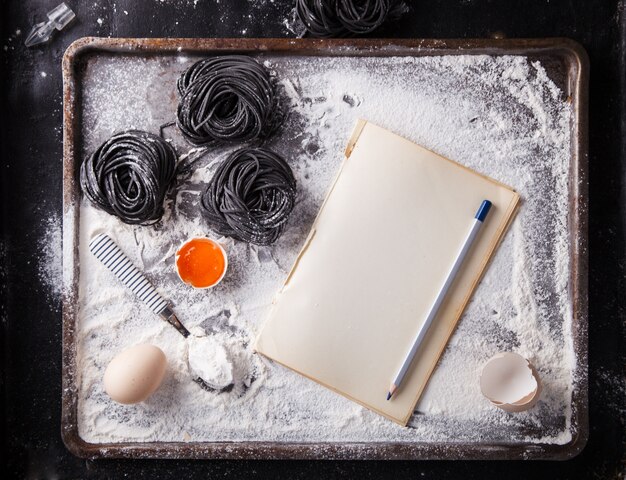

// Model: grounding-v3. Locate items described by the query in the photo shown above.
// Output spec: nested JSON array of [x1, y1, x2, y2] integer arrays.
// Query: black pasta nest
[[296, 0, 401, 37], [201, 147, 297, 246], [176, 56, 281, 146], [79, 130, 177, 225]]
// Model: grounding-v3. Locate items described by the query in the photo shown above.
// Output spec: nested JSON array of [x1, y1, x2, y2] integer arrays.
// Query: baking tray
[[61, 37, 588, 460]]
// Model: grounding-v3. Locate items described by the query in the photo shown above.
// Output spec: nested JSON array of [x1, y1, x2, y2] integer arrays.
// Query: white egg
[[104, 344, 167, 404]]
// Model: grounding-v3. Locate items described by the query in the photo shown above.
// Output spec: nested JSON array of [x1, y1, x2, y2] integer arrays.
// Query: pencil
[[387, 200, 492, 401]]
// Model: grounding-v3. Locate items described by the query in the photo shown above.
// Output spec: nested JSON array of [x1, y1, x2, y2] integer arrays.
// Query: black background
[[2, 1, 625, 478]]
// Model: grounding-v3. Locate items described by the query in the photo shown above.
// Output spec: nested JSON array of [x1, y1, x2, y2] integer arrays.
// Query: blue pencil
[[387, 200, 492, 401]]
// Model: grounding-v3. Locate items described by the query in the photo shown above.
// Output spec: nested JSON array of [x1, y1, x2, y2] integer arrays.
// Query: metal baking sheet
[[61, 37, 588, 460]]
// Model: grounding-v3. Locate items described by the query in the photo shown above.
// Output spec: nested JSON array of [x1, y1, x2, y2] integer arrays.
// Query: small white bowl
[[175, 237, 228, 289]]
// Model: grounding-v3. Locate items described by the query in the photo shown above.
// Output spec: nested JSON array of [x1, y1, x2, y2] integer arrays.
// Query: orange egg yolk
[[176, 238, 226, 288]]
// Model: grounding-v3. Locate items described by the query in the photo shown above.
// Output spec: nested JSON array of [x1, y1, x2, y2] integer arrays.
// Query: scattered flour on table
[[72, 53, 576, 446], [38, 213, 62, 308]]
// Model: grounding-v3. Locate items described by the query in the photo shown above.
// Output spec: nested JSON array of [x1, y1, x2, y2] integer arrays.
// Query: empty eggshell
[[480, 352, 542, 412], [104, 344, 167, 404]]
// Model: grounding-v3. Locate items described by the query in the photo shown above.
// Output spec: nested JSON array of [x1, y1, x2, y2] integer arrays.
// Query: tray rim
[[61, 37, 589, 461]]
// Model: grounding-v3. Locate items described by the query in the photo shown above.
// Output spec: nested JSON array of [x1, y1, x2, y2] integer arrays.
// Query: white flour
[[69, 53, 575, 446], [38, 213, 62, 309]]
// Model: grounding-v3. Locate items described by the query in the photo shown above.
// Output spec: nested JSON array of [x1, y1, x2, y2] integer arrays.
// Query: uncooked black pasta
[[176, 56, 280, 146], [336, 0, 394, 34], [296, 0, 399, 37], [296, 0, 345, 37], [201, 147, 297, 246], [80, 130, 177, 225]]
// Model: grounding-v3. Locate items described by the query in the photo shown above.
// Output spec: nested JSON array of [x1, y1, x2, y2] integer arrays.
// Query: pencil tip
[[386, 392, 392, 401]]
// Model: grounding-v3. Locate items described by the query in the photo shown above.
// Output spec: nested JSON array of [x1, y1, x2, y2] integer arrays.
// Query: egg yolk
[[176, 238, 226, 288]]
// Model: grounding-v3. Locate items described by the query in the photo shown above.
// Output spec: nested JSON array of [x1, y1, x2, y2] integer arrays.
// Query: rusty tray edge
[[61, 37, 589, 461]]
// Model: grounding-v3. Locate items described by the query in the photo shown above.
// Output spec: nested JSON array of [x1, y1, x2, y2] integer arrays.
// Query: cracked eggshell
[[480, 352, 542, 413]]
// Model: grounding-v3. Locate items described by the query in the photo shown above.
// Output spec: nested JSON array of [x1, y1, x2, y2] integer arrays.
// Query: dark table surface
[[2, 1, 625, 478]]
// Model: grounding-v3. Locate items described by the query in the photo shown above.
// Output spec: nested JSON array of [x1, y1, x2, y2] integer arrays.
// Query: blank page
[[255, 120, 520, 425]]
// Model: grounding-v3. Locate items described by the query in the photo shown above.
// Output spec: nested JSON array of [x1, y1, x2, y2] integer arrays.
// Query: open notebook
[[255, 120, 520, 425]]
